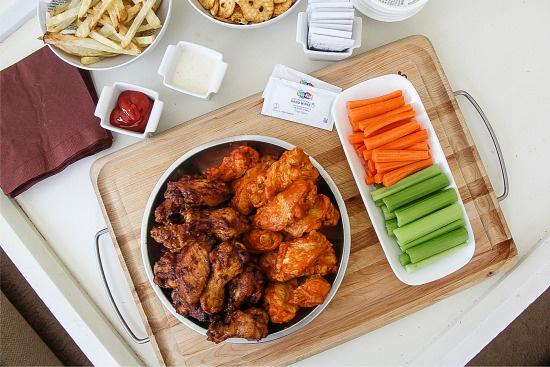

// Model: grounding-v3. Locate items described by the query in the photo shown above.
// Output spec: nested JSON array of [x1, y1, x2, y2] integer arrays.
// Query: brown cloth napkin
[[0, 46, 113, 197]]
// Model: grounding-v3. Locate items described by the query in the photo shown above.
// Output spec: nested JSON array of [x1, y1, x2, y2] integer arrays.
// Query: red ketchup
[[109, 90, 153, 133]]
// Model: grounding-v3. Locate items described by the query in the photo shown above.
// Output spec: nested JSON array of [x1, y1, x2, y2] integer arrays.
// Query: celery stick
[[381, 204, 396, 220], [399, 218, 466, 250], [382, 173, 450, 212], [394, 188, 458, 226], [406, 227, 468, 263], [399, 252, 411, 266], [405, 242, 468, 273], [393, 203, 463, 244], [385, 218, 398, 236], [374, 199, 385, 207], [370, 164, 442, 202]]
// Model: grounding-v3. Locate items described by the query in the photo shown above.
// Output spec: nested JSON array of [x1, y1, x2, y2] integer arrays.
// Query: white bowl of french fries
[[187, 0, 300, 28], [38, 0, 172, 70]]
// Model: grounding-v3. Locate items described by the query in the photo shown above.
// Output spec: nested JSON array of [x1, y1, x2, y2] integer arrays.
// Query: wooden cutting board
[[91, 35, 517, 366]]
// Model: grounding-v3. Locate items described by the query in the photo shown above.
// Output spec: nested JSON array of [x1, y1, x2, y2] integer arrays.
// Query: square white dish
[[331, 74, 475, 285], [158, 41, 228, 100], [95, 82, 163, 139]]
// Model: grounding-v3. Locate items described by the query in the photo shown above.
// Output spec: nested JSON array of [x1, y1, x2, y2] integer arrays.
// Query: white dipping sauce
[[170, 49, 219, 96]]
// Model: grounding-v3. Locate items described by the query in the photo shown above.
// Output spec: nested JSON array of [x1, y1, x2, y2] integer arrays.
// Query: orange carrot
[[348, 95, 405, 123], [349, 132, 365, 144], [357, 104, 414, 130], [356, 145, 367, 156], [378, 129, 429, 150], [406, 141, 430, 151], [374, 173, 383, 184], [366, 168, 376, 177], [364, 120, 420, 150], [382, 158, 434, 187], [371, 149, 430, 162], [349, 118, 361, 132], [363, 149, 372, 160], [374, 160, 412, 175], [365, 176, 375, 185], [367, 159, 375, 173], [346, 90, 402, 109], [363, 110, 417, 137]]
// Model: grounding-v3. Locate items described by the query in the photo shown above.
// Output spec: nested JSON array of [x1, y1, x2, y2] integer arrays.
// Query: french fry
[[89, 29, 141, 54], [78, 0, 93, 19], [76, 0, 114, 38], [81, 56, 106, 65], [43, 32, 138, 56], [120, 0, 155, 48], [131, 0, 161, 29]]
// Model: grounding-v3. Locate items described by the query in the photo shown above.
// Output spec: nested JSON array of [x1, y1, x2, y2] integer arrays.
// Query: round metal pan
[[140, 135, 350, 343]]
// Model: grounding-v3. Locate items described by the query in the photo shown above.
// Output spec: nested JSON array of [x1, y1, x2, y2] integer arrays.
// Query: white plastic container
[[158, 41, 228, 100], [353, 0, 429, 22], [95, 82, 164, 139], [296, 12, 362, 62]]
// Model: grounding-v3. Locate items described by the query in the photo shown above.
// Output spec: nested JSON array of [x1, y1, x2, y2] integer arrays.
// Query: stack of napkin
[[0, 46, 112, 197], [307, 0, 356, 52]]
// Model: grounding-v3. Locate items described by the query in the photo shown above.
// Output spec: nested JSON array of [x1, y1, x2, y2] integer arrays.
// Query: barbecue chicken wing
[[171, 287, 213, 322], [200, 242, 249, 315], [284, 194, 340, 238], [242, 229, 284, 253], [181, 207, 252, 242], [207, 307, 269, 343], [155, 175, 232, 223], [230, 155, 277, 215], [153, 252, 178, 289], [258, 250, 279, 282], [263, 279, 300, 324], [225, 261, 266, 313], [174, 241, 211, 306], [290, 275, 332, 308], [253, 179, 317, 232], [205, 145, 261, 182], [248, 147, 320, 208], [273, 231, 330, 282], [150, 223, 216, 253]]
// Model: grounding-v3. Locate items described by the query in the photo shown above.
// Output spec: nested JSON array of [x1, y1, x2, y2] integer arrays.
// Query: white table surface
[[1, 1, 550, 366]]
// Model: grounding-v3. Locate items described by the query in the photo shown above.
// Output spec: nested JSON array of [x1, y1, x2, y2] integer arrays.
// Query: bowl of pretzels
[[187, 0, 301, 28]]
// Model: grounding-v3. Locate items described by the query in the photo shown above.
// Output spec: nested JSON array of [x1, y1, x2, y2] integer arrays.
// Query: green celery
[[370, 164, 442, 202], [381, 204, 396, 220], [405, 242, 468, 273], [385, 218, 398, 236], [399, 252, 411, 266], [394, 188, 458, 227], [406, 227, 468, 263], [382, 173, 450, 212], [399, 218, 466, 250], [393, 203, 463, 245]]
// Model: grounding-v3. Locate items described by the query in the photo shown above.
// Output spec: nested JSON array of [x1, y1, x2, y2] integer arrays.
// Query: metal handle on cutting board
[[95, 228, 150, 344], [453, 90, 509, 201]]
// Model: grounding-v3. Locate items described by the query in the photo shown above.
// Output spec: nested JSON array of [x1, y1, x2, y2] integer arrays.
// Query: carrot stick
[[366, 168, 376, 177], [364, 120, 420, 150], [346, 90, 402, 109], [349, 118, 361, 132], [406, 141, 430, 151], [365, 176, 375, 185], [378, 129, 429, 150], [349, 132, 365, 144], [363, 110, 417, 137], [363, 149, 372, 160], [348, 95, 405, 123], [356, 145, 367, 156], [374, 173, 383, 184], [371, 149, 430, 162], [375, 160, 412, 174], [367, 159, 375, 173], [357, 104, 414, 130], [382, 158, 434, 187]]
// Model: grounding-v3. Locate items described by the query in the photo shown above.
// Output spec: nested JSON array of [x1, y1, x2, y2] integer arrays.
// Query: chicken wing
[[290, 275, 332, 308], [225, 261, 265, 313], [258, 250, 279, 282], [263, 279, 300, 324], [153, 252, 178, 289], [284, 194, 340, 238], [230, 155, 277, 215], [174, 240, 211, 306], [205, 145, 261, 182], [155, 175, 232, 223], [273, 231, 330, 282], [206, 307, 269, 343], [181, 207, 252, 242], [242, 229, 283, 253], [200, 242, 249, 315], [303, 242, 339, 277], [247, 147, 319, 208], [253, 179, 317, 232], [171, 287, 213, 322], [150, 223, 216, 253]]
